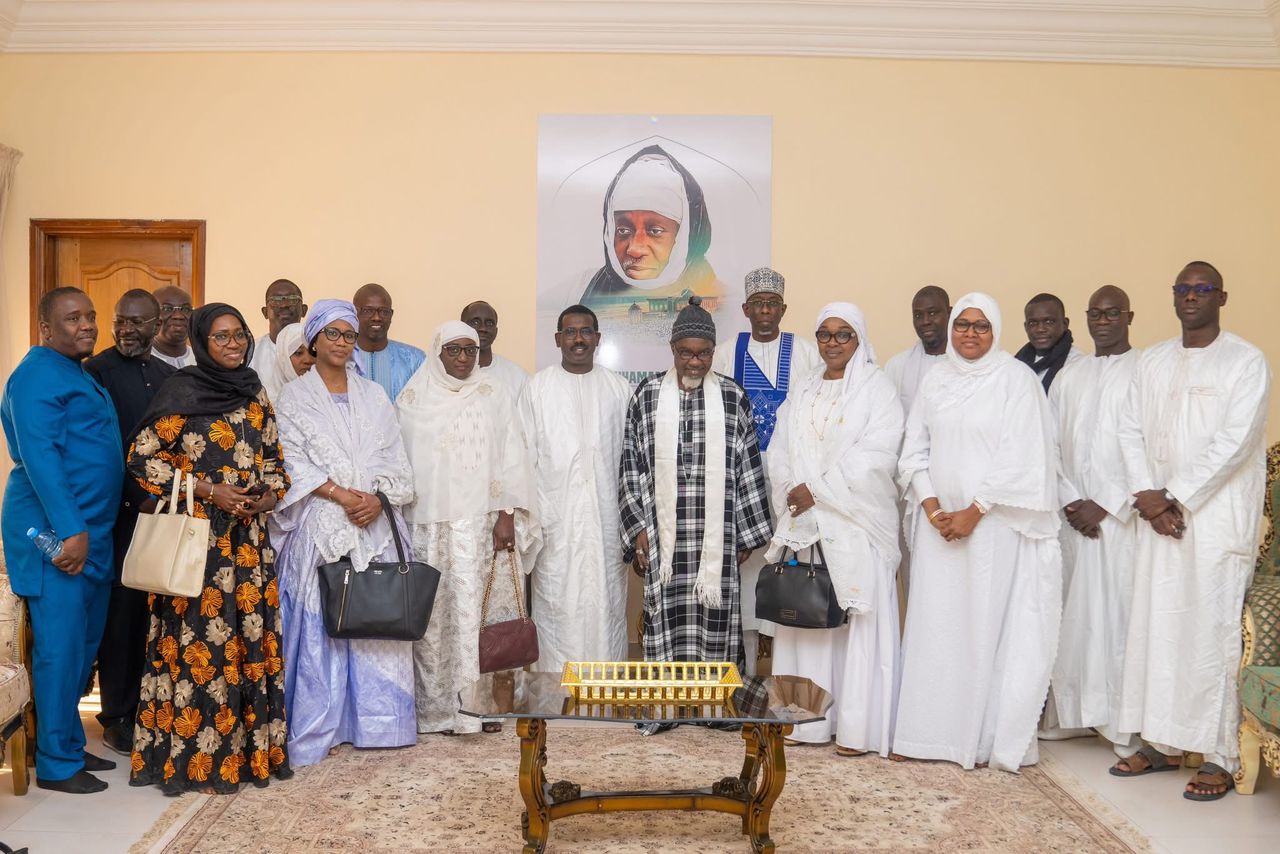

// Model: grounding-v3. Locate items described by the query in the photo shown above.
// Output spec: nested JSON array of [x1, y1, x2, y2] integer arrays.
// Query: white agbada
[[518, 363, 632, 673], [151, 345, 195, 369], [766, 304, 904, 754], [397, 321, 538, 735], [1116, 331, 1270, 770], [712, 332, 823, 650], [893, 293, 1063, 772], [481, 352, 530, 402], [1048, 348, 1141, 744], [883, 341, 947, 605], [884, 342, 946, 417]]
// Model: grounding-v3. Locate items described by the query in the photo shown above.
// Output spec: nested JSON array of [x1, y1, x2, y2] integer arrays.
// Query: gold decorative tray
[[560, 661, 742, 705]]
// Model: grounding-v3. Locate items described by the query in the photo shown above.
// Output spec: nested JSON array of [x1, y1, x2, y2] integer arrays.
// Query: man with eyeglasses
[[1041, 285, 1140, 751], [461, 300, 529, 402], [248, 278, 308, 401], [1112, 261, 1271, 802], [711, 268, 820, 674], [517, 304, 632, 674], [149, 285, 197, 369], [620, 297, 773, 734], [1015, 292, 1085, 393], [352, 283, 424, 403], [2, 287, 123, 793], [82, 289, 176, 758]]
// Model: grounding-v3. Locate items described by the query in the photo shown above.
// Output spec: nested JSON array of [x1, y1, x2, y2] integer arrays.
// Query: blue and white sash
[[732, 332, 793, 452]]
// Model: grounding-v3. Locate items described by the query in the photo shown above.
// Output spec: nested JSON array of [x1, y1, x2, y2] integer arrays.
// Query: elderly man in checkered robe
[[620, 297, 774, 674]]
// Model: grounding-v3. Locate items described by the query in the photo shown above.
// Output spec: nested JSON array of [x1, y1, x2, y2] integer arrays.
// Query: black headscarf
[[580, 144, 714, 302], [1015, 327, 1075, 394], [139, 303, 262, 425]]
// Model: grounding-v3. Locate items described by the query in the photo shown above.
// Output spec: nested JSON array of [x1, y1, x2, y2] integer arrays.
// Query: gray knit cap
[[744, 267, 785, 299], [669, 296, 716, 344]]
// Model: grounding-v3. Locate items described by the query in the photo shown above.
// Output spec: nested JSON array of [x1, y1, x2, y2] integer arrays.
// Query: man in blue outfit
[[1, 286, 123, 794], [712, 267, 821, 673]]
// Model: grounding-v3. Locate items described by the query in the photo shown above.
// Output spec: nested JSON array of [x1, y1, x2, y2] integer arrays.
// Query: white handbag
[[122, 472, 210, 598]]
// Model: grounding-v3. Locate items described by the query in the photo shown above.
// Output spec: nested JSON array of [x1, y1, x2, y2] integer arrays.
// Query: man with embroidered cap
[[712, 267, 821, 673], [2, 287, 123, 793], [620, 297, 773, 697]]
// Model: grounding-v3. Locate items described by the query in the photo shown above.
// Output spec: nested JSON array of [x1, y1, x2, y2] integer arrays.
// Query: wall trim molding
[[1, 1, 1278, 68]]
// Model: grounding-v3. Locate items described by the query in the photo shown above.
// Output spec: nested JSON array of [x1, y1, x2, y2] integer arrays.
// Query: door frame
[[29, 218, 206, 344]]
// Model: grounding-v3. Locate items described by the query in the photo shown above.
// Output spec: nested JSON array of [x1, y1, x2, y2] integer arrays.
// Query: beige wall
[[1, 53, 1277, 441]]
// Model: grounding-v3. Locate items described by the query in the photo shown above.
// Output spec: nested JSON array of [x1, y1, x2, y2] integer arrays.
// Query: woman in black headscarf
[[126, 303, 292, 795]]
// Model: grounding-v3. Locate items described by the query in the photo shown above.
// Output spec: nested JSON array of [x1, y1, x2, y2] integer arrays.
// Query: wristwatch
[[1163, 489, 1176, 505]]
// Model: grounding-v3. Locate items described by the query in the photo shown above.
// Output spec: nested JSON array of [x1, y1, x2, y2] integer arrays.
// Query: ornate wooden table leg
[[517, 717, 549, 854], [744, 723, 790, 854]]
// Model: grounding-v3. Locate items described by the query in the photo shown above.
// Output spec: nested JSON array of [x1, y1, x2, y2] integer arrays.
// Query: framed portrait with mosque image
[[536, 114, 772, 382]]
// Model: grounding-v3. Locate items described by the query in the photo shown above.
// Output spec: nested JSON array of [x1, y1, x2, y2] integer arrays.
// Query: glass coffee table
[[460, 671, 830, 854]]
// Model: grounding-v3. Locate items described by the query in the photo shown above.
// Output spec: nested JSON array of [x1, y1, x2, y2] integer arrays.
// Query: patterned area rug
[[135, 726, 1149, 853]]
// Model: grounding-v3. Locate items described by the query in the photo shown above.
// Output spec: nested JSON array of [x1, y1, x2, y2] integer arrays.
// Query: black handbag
[[317, 492, 440, 641], [754, 541, 848, 629]]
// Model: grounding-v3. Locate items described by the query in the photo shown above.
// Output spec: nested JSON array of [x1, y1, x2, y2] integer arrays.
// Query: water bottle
[[26, 527, 63, 559]]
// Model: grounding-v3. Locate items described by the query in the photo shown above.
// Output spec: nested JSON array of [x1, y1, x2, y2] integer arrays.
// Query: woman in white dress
[[766, 302, 904, 756], [892, 292, 1062, 772], [395, 320, 536, 736]]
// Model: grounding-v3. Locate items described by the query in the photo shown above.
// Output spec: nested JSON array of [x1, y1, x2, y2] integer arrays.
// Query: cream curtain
[[0, 143, 23, 493]]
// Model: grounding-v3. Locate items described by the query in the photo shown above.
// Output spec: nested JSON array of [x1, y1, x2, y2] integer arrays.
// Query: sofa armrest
[[0, 571, 24, 668], [1244, 575, 1280, 669]]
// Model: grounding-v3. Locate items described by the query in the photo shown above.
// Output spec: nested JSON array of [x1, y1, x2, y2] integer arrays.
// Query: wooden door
[[30, 219, 205, 350]]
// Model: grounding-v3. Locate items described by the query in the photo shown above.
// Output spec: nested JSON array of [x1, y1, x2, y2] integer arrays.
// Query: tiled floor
[[0, 707, 1276, 852]]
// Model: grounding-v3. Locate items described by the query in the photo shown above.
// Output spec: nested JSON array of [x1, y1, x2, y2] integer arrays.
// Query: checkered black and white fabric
[[619, 373, 774, 668]]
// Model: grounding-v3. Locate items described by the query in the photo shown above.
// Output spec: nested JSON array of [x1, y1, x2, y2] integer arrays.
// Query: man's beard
[[678, 373, 704, 391]]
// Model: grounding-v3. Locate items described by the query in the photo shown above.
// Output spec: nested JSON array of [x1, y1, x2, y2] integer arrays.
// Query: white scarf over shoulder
[[654, 369, 726, 607]]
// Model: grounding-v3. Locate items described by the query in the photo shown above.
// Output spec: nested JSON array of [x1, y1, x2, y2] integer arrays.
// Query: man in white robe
[[249, 278, 307, 403], [463, 300, 529, 401], [519, 304, 632, 672], [711, 267, 821, 674], [1114, 261, 1271, 801], [883, 285, 950, 607], [1047, 285, 1141, 753], [1015, 293, 1087, 393], [884, 285, 951, 416]]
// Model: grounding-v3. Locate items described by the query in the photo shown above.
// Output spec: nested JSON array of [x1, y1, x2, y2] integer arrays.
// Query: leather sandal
[[1109, 745, 1180, 777]]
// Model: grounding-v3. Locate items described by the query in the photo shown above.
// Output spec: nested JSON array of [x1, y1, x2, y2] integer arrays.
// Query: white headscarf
[[604, 154, 691, 291], [809, 302, 878, 401], [259, 322, 307, 407], [396, 321, 530, 526], [932, 291, 1015, 410]]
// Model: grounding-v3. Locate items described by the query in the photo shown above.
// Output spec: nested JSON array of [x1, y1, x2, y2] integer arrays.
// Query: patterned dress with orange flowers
[[126, 390, 292, 794]]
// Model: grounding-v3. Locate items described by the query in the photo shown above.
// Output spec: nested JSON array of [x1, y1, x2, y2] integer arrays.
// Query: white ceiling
[[0, 0, 1278, 67]]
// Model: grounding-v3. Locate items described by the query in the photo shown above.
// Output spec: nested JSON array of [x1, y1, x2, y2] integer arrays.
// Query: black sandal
[[1109, 745, 1181, 777], [481, 721, 503, 734]]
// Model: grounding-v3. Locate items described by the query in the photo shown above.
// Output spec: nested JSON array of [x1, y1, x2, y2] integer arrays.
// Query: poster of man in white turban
[[537, 115, 772, 381]]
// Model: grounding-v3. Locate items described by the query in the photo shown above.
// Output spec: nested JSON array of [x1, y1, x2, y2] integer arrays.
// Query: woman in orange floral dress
[[126, 303, 292, 795]]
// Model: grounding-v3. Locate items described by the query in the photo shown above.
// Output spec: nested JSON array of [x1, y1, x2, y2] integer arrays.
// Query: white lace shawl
[[276, 369, 415, 572]]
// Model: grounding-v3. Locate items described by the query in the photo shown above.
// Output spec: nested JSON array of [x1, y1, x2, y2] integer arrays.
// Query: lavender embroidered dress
[[273, 370, 416, 765]]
